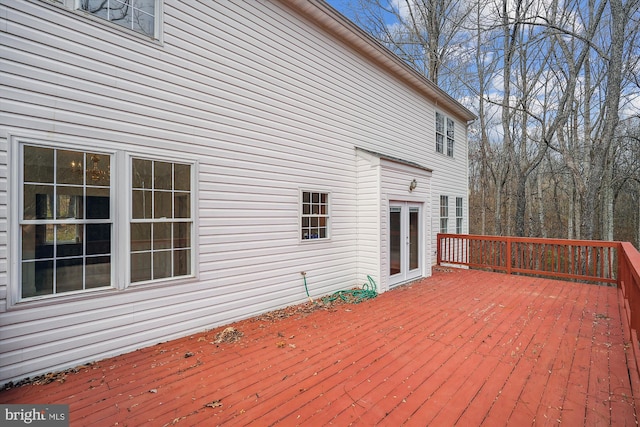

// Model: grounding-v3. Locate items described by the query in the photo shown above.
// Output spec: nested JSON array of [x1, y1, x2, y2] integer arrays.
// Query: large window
[[440, 195, 449, 233], [130, 158, 192, 282], [435, 112, 455, 157], [17, 142, 194, 302], [20, 145, 112, 299], [79, 0, 158, 38], [301, 191, 329, 240]]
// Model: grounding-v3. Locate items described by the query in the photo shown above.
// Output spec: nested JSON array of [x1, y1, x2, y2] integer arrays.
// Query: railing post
[[506, 237, 512, 275], [437, 233, 442, 265]]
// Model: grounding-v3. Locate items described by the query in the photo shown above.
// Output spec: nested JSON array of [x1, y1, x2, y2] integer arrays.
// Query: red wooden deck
[[2, 269, 639, 426]]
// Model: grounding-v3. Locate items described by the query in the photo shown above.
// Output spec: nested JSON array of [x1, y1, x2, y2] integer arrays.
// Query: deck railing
[[437, 233, 640, 377], [619, 242, 640, 335], [437, 234, 619, 284]]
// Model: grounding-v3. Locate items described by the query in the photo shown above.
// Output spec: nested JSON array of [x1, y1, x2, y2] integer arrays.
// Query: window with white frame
[[20, 145, 113, 299], [130, 158, 192, 282], [435, 112, 455, 157], [17, 142, 194, 302], [456, 197, 463, 233], [436, 112, 444, 154], [79, 0, 158, 38], [447, 118, 455, 157], [440, 195, 449, 233], [301, 191, 329, 240]]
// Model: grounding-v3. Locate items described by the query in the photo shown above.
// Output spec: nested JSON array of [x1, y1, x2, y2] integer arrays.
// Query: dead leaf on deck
[[213, 327, 244, 344], [205, 400, 223, 408]]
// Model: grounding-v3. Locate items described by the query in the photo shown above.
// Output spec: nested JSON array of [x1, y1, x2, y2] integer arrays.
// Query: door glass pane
[[390, 207, 401, 276], [409, 208, 419, 270]]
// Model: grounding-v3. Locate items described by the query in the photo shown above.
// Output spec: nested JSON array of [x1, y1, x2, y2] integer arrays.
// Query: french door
[[389, 202, 422, 286]]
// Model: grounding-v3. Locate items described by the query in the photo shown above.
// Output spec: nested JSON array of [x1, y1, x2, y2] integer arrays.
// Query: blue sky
[[325, 0, 357, 21]]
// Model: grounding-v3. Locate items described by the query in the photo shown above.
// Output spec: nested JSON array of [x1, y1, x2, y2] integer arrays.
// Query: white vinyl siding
[[0, 0, 470, 384]]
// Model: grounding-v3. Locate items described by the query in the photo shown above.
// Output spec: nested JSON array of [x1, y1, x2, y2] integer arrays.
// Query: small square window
[[301, 191, 329, 240]]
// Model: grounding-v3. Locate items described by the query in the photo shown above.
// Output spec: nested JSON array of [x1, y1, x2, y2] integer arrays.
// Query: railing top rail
[[437, 233, 621, 248], [621, 242, 640, 283]]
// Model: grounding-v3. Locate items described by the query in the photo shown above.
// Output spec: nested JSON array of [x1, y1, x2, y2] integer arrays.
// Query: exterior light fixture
[[409, 179, 417, 192]]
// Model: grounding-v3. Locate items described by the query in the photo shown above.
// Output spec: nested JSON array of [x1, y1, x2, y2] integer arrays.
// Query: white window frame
[[300, 190, 330, 241], [436, 112, 445, 154], [128, 155, 195, 285], [440, 195, 449, 233], [8, 136, 196, 307], [446, 117, 455, 157], [435, 112, 455, 157], [456, 197, 464, 234]]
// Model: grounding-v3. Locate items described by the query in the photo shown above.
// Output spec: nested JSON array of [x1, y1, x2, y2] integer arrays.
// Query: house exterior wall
[[0, 0, 473, 384]]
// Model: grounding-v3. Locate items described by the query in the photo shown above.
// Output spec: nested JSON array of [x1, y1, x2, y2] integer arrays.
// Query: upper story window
[[435, 112, 455, 157], [446, 118, 455, 156], [301, 191, 329, 240], [80, 0, 157, 38]]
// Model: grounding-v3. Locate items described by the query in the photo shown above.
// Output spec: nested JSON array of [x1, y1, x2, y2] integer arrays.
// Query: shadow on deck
[[1, 269, 638, 426]]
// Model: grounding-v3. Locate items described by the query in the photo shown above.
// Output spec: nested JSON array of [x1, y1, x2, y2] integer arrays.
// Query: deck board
[[1, 269, 637, 426]]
